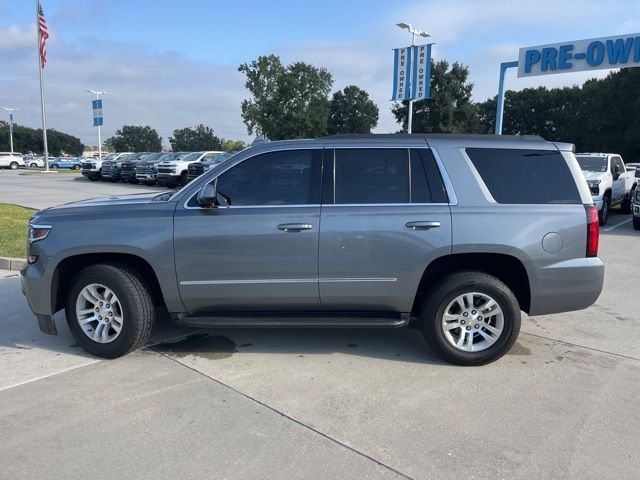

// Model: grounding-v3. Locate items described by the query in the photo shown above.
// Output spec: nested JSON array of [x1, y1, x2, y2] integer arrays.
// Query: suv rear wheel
[[9, 161, 18, 170], [65, 263, 155, 358], [420, 271, 521, 365]]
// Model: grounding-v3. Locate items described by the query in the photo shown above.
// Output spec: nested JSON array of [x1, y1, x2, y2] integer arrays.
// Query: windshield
[[179, 152, 202, 162], [101, 154, 117, 161], [576, 156, 607, 172]]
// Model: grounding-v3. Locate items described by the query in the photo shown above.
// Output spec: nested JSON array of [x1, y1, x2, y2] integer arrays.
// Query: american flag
[[38, 1, 49, 68]]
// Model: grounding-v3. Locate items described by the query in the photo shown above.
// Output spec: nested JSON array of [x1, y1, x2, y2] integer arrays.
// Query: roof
[[321, 133, 545, 142]]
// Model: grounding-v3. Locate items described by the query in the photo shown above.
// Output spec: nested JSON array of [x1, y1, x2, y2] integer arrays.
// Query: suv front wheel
[[421, 271, 521, 365], [66, 263, 155, 358]]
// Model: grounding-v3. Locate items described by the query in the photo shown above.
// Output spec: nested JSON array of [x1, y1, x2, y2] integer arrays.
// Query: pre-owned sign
[[518, 33, 640, 77]]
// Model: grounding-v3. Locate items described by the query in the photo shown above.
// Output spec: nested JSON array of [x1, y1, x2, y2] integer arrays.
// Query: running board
[[174, 313, 410, 329]]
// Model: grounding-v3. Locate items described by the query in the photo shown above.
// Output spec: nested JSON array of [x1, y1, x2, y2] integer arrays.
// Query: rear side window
[[331, 148, 448, 204], [334, 149, 409, 204], [466, 148, 581, 204]]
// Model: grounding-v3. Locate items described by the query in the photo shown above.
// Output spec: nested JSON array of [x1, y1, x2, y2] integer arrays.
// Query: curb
[[0, 257, 26, 271]]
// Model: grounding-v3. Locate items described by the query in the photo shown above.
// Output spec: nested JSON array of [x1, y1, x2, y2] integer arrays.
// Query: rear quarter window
[[466, 148, 581, 204]]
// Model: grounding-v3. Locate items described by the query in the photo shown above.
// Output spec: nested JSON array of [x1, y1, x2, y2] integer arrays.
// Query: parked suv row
[[82, 150, 233, 187]]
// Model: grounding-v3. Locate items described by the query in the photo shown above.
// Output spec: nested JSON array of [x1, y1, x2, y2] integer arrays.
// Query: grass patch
[[0, 203, 35, 258]]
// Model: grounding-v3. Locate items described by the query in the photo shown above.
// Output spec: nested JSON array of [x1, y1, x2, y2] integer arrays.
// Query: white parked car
[[576, 153, 638, 226], [0, 152, 25, 169], [156, 151, 223, 187], [25, 156, 45, 168]]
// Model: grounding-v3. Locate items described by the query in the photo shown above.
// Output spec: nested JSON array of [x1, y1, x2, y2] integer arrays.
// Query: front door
[[318, 147, 452, 313], [174, 148, 323, 313]]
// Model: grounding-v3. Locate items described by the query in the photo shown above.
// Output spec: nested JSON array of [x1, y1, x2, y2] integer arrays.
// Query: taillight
[[585, 205, 599, 257]]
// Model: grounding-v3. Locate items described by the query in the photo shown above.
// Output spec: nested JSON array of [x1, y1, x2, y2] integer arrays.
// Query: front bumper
[[21, 263, 58, 335], [135, 173, 157, 180], [156, 173, 180, 184], [528, 257, 604, 316], [81, 169, 99, 177], [592, 196, 603, 211]]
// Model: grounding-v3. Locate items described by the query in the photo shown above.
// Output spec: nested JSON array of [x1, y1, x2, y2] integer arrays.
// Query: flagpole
[[36, 0, 50, 172]]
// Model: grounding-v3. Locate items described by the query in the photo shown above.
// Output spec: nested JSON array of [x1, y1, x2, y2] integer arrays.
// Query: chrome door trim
[[180, 277, 398, 286]]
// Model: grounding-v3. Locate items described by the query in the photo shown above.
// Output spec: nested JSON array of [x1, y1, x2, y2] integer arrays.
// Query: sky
[[1, 0, 639, 147]]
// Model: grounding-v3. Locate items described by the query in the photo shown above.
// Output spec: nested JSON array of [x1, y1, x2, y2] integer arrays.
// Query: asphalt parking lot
[[0, 170, 638, 479]]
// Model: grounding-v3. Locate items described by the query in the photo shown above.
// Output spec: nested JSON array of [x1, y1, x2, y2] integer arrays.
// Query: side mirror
[[635, 168, 640, 179], [197, 183, 217, 207], [614, 165, 620, 174]]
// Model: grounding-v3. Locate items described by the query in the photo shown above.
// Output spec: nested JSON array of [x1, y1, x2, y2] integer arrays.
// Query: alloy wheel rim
[[75, 283, 124, 343], [441, 292, 504, 352]]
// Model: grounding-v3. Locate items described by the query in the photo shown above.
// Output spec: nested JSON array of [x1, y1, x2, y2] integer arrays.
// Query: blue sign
[[392, 44, 433, 101], [92, 99, 103, 126], [518, 33, 640, 77]]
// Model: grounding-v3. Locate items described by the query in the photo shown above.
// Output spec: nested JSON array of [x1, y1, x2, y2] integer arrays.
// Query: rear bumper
[[528, 257, 604, 316]]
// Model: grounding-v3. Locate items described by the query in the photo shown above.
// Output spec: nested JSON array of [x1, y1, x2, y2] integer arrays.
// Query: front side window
[[213, 149, 321, 206]]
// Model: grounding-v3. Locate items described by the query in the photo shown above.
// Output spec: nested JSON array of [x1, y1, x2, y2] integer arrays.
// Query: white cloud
[[1, 0, 638, 145]]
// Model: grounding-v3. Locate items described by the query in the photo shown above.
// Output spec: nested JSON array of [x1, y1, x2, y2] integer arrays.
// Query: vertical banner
[[391, 47, 412, 101], [411, 44, 433, 100], [92, 99, 103, 126]]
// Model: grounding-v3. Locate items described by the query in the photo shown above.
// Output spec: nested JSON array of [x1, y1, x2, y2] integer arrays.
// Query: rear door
[[318, 146, 452, 313]]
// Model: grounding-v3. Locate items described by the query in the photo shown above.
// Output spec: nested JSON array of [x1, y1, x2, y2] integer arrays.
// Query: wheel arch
[[411, 252, 531, 315], [52, 252, 166, 313]]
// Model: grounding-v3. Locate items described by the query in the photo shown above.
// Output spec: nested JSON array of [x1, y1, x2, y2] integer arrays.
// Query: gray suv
[[21, 134, 604, 365]]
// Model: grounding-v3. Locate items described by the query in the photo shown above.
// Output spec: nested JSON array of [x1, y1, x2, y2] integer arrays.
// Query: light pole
[[1, 107, 18, 153], [85, 89, 106, 160], [396, 22, 431, 134]]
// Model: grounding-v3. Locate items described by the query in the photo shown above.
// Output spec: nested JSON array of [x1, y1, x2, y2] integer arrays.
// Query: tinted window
[[334, 149, 409, 204], [466, 148, 581, 204], [576, 155, 607, 172], [214, 149, 320, 206], [410, 149, 448, 203]]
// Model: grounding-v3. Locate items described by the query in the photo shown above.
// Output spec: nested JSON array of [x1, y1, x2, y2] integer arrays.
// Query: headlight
[[28, 224, 51, 243], [587, 180, 601, 187]]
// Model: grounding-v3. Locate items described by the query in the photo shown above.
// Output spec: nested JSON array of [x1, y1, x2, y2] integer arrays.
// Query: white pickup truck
[[576, 153, 638, 226]]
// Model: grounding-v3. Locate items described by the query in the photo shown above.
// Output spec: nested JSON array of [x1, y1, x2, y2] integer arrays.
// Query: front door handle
[[278, 223, 313, 232], [405, 221, 441, 230]]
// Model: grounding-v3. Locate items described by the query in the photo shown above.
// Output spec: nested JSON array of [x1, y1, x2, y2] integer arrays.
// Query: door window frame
[[183, 147, 324, 210], [322, 147, 455, 206]]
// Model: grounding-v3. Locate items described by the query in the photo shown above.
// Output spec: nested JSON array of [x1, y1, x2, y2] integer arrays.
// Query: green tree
[[222, 139, 247, 152], [327, 85, 379, 135], [104, 125, 162, 152], [239, 54, 333, 139], [169, 124, 224, 151], [0, 122, 83, 156], [392, 60, 479, 134]]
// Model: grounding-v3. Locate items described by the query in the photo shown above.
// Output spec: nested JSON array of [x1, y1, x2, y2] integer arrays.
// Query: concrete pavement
[[0, 171, 638, 479]]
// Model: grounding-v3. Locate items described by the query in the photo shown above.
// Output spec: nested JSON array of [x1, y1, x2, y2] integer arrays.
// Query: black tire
[[51, 164, 58, 170], [621, 187, 635, 214], [65, 263, 155, 358], [598, 195, 610, 226], [180, 171, 189, 186], [9, 161, 18, 170], [128, 178, 140, 184], [73, 164, 81, 170], [30, 163, 38, 168], [634, 216, 640, 231], [420, 271, 521, 366]]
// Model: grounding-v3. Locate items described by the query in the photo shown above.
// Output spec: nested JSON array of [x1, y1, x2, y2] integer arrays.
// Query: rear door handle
[[405, 221, 441, 230], [278, 223, 313, 232]]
